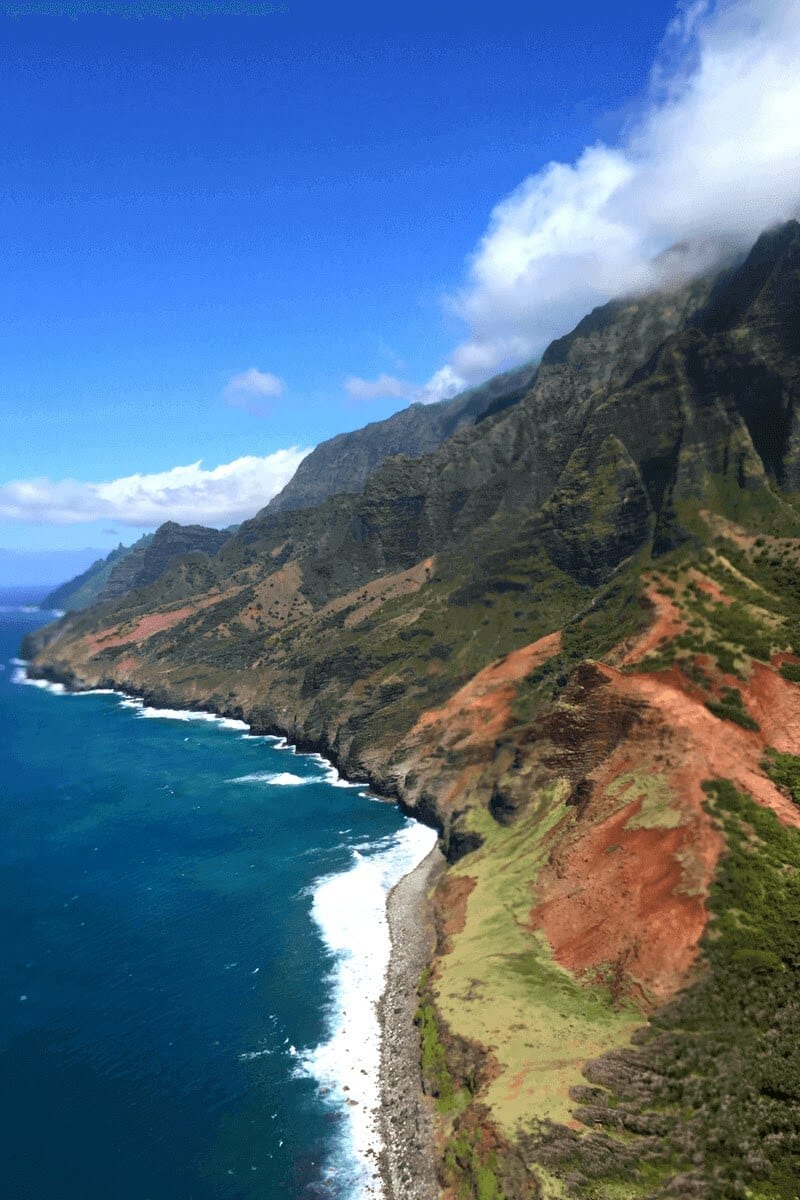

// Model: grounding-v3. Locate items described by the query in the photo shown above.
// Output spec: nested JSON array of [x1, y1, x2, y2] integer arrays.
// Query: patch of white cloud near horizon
[[419, 0, 800, 396], [224, 367, 285, 413], [0, 449, 311, 527], [343, 373, 414, 401]]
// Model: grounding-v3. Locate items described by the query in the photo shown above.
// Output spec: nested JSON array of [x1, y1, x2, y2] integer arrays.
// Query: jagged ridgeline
[[43, 534, 154, 612], [28, 221, 800, 1199], [45, 366, 539, 614], [45, 524, 237, 612]]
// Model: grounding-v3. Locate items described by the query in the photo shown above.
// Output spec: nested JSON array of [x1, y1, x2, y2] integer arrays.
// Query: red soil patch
[[527, 691, 724, 1008], [689, 570, 731, 605], [83, 593, 228, 655], [436, 874, 477, 954], [746, 661, 800, 752], [326, 556, 434, 628], [84, 607, 195, 653], [773, 652, 800, 669], [699, 510, 756, 549], [409, 630, 562, 753], [531, 787, 720, 1005], [531, 648, 800, 1007], [620, 666, 800, 830], [618, 586, 685, 667]]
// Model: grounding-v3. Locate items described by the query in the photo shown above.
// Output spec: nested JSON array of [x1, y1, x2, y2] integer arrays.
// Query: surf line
[[12, 657, 438, 1198]]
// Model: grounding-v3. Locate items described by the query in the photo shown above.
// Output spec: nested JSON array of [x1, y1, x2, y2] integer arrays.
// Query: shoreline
[[15, 652, 446, 1198], [378, 843, 445, 1200]]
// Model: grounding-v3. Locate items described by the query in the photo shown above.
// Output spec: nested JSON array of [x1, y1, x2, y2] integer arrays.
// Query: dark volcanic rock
[[102, 521, 231, 600], [264, 363, 538, 514]]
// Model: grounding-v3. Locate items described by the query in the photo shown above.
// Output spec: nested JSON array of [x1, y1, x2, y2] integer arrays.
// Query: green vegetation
[[529, 779, 800, 1198], [560, 561, 651, 665], [702, 598, 774, 661], [779, 660, 800, 683], [705, 685, 760, 731], [762, 748, 800, 806], [433, 784, 640, 1137], [514, 563, 651, 723], [613, 773, 682, 831], [718, 542, 800, 654], [444, 1129, 503, 1200], [415, 968, 467, 1114]]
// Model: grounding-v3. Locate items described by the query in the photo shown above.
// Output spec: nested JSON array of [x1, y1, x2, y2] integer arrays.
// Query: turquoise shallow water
[[0, 593, 432, 1199]]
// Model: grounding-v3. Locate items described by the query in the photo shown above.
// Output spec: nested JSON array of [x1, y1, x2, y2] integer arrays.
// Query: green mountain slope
[[98, 521, 233, 600], [43, 534, 153, 612], [264, 362, 538, 514], [45, 522, 238, 613]]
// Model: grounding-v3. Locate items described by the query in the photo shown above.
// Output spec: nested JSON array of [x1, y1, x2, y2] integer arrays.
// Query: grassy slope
[[437, 787, 641, 1132], [528, 779, 800, 1200], [425, 511, 800, 1200]]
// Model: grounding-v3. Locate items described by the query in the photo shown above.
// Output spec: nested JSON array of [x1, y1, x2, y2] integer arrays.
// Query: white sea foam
[[238, 1048, 273, 1061], [11, 668, 66, 694], [261, 736, 296, 753], [306, 753, 363, 789], [298, 818, 438, 1199], [231, 762, 362, 789], [66, 688, 118, 696], [134, 705, 249, 730], [9, 666, 251, 735], [230, 771, 311, 787]]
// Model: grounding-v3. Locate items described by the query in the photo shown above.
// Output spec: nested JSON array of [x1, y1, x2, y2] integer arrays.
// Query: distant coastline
[[0, 585, 55, 608]]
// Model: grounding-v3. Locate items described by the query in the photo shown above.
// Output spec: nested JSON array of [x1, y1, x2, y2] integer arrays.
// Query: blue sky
[[1, 0, 799, 577]]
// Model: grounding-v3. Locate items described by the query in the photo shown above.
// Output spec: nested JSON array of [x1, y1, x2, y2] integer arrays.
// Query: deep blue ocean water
[[0, 590, 434, 1199]]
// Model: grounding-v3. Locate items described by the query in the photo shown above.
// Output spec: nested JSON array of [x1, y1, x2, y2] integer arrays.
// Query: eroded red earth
[[531, 579, 800, 1006], [427, 574, 800, 1012], [410, 630, 562, 752], [83, 592, 231, 655]]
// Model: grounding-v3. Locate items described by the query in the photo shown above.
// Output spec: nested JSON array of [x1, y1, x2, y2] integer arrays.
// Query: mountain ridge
[[263, 362, 539, 515]]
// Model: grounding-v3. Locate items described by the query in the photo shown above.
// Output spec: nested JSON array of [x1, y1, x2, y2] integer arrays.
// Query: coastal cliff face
[[29, 221, 800, 1199]]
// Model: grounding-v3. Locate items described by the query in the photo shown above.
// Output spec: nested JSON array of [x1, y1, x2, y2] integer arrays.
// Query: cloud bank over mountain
[[0, 449, 310, 528], [426, 0, 800, 395]]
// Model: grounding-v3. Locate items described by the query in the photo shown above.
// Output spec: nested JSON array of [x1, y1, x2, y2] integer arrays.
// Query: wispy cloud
[[224, 368, 285, 415], [0, 449, 311, 527], [413, 366, 466, 406], [344, 373, 415, 401], [424, 0, 800, 389]]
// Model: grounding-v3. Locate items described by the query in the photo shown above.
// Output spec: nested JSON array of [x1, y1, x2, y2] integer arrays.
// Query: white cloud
[[344, 373, 414, 401], [0, 449, 311, 527], [413, 365, 467, 406], [224, 368, 285, 414], [427, 0, 800, 386]]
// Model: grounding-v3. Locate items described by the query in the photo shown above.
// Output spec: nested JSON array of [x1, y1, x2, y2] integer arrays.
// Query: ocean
[[0, 589, 435, 1199]]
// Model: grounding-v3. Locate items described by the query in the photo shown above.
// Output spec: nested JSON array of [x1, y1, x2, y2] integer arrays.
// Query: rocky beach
[[379, 844, 445, 1200]]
